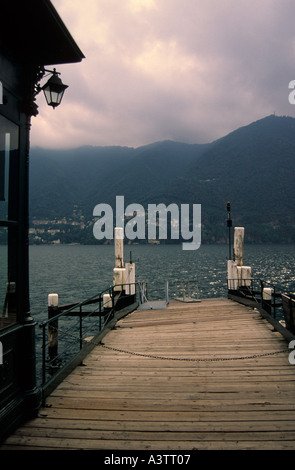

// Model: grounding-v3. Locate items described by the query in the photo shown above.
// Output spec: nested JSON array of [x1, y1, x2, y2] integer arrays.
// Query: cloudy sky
[[31, 0, 295, 149]]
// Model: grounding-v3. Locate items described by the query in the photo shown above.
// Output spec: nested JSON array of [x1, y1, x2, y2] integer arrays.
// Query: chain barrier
[[100, 343, 290, 362]]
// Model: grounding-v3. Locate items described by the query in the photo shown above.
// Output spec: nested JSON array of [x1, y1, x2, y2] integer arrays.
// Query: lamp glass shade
[[42, 73, 68, 108]]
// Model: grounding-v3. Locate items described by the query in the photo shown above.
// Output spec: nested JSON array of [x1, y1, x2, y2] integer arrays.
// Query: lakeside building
[[0, 0, 84, 441]]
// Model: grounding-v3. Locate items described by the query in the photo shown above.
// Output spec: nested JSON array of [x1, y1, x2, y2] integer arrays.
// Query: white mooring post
[[114, 227, 124, 268], [113, 227, 126, 292], [228, 227, 252, 290], [233, 227, 244, 266], [227, 259, 238, 291], [125, 262, 135, 295]]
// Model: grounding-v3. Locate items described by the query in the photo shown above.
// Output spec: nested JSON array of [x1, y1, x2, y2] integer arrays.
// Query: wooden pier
[[2, 297, 295, 450]]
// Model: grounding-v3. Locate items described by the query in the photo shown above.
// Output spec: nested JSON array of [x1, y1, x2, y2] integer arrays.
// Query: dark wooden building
[[0, 0, 84, 440]]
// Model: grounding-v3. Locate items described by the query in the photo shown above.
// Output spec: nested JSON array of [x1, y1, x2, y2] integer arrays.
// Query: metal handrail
[[39, 287, 110, 328], [39, 281, 142, 400], [169, 279, 200, 302], [228, 276, 295, 324]]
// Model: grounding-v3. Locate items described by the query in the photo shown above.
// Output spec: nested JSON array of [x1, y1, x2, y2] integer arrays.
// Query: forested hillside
[[29, 115, 295, 244]]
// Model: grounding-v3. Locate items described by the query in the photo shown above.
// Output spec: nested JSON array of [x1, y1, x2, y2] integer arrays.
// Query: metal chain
[[100, 343, 291, 362]]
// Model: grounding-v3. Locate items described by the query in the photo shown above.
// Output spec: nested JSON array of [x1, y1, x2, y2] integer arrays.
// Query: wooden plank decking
[[2, 297, 295, 450]]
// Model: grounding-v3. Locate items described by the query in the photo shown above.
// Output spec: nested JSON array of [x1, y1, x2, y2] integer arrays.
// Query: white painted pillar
[[125, 262, 135, 295], [263, 287, 273, 300], [113, 267, 126, 291], [114, 227, 124, 268], [237, 265, 252, 287], [48, 293, 59, 308], [234, 227, 244, 266], [103, 293, 111, 308], [227, 260, 238, 290], [113, 227, 126, 291]]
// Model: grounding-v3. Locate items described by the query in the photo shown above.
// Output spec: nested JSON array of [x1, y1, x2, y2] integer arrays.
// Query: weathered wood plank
[[20, 417, 295, 431], [2, 298, 295, 451], [9, 426, 295, 442], [3, 436, 295, 451]]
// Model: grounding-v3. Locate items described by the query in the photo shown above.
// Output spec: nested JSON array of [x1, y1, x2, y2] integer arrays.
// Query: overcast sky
[[30, 0, 295, 149]]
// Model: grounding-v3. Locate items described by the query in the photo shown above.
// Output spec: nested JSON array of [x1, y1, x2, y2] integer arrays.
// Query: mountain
[[159, 114, 295, 243], [29, 115, 295, 244], [30, 140, 209, 214]]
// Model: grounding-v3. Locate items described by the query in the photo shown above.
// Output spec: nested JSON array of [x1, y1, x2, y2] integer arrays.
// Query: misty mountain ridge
[[29, 114, 295, 244]]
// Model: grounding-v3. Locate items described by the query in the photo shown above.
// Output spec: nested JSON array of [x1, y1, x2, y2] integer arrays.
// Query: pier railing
[[228, 277, 295, 338], [39, 281, 142, 402]]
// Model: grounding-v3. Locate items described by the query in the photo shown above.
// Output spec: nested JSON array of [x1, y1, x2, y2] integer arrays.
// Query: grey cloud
[[31, 0, 295, 149]]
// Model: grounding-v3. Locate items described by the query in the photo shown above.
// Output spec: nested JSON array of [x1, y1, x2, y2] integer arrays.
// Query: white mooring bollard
[[233, 227, 244, 266], [228, 227, 252, 291]]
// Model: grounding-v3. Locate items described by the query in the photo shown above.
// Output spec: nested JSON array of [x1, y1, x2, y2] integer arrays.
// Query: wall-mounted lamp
[[41, 68, 68, 109], [40, 68, 68, 109], [33, 68, 68, 112]]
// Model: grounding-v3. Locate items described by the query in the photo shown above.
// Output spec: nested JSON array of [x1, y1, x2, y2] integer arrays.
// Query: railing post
[[48, 294, 59, 360], [99, 294, 102, 331], [42, 324, 46, 387], [260, 279, 264, 308], [79, 304, 83, 350], [273, 285, 276, 319], [166, 280, 169, 304], [112, 286, 115, 317]]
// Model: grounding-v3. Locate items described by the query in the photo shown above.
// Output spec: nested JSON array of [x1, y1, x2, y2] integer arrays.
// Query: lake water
[[28, 243, 295, 383], [29, 243, 295, 320]]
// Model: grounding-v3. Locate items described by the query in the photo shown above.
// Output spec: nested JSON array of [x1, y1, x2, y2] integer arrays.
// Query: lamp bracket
[[34, 67, 60, 97]]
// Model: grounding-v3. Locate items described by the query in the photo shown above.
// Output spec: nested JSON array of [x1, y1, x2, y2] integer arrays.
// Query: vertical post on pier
[[48, 293, 59, 360], [114, 227, 124, 268], [227, 202, 237, 292], [125, 262, 135, 295], [165, 280, 169, 304], [226, 202, 232, 260], [113, 227, 126, 292], [233, 227, 244, 266], [227, 259, 238, 291]]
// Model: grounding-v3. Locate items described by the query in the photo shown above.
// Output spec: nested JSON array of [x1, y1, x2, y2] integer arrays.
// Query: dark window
[[0, 115, 19, 330]]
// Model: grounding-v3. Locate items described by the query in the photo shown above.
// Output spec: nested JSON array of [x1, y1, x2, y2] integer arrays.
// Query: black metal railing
[[170, 279, 200, 302], [228, 277, 295, 335], [39, 281, 142, 401]]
